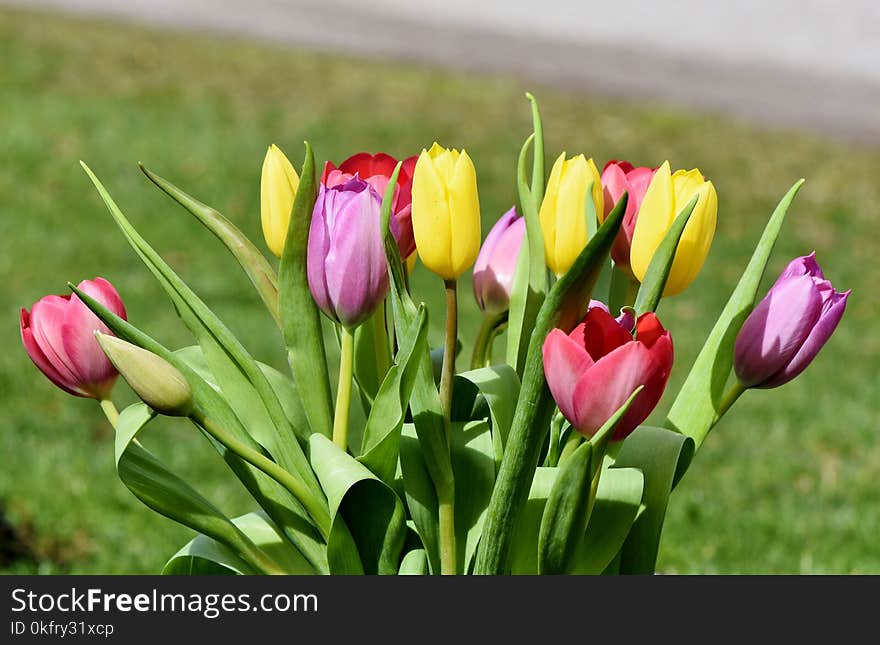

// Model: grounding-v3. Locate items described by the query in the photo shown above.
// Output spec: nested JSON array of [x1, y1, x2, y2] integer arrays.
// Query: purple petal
[[761, 288, 850, 388], [307, 185, 334, 321], [734, 274, 824, 387], [773, 252, 824, 289]]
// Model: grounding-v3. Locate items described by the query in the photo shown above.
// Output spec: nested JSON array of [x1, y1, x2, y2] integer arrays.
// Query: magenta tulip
[[601, 160, 655, 272], [473, 207, 526, 315], [307, 176, 390, 329], [542, 307, 674, 441], [587, 299, 635, 333], [20, 278, 127, 399], [734, 253, 849, 389]]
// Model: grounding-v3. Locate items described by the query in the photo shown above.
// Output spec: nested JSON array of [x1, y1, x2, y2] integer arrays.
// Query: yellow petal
[[587, 158, 605, 224], [630, 160, 674, 281], [539, 152, 567, 273], [665, 179, 717, 295], [550, 155, 590, 276], [411, 148, 453, 279], [260, 144, 298, 257], [448, 149, 481, 278]]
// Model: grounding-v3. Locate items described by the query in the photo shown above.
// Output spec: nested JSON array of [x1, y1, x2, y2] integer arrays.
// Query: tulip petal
[[542, 328, 594, 425], [734, 274, 824, 387], [665, 178, 717, 295], [581, 306, 634, 361], [20, 308, 83, 396], [601, 163, 628, 219], [307, 186, 334, 321], [449, 149, 481, 277], [631, 161, 674, 282], [761, 288, 849, 388], [29, 296, 84, 392], [338, 152, 399, 179], [412, 148, 453, 279]]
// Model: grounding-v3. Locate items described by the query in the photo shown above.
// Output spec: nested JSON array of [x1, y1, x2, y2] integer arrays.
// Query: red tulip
[[542, 306, 673, 441], [322, 152, 418, 259], [601, 160, 655, 273], [20, 278, 127, 399]]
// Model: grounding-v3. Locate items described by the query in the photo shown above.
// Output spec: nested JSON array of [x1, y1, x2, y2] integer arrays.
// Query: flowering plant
[[21, 95, 848, 575]]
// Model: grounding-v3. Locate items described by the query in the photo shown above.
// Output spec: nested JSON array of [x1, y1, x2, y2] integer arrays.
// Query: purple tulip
[[307, 176, 389, 329], [734, 253, 849, 389], [473, 207, 526, 315]]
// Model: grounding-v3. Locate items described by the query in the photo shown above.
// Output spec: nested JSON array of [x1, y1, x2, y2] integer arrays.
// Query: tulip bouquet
[[20, 95, 848, 575]]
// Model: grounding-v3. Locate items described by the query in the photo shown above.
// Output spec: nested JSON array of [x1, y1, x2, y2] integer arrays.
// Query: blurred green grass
[[1, 7, 877, 574]]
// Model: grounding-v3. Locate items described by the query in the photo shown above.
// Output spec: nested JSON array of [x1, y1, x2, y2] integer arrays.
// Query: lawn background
[[1, 7, 877, 574]]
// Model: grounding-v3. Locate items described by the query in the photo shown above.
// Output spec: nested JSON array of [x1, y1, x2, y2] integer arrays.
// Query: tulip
[[323, 152, 419, 259], [96, 334, 193, 416], [601, 160, 655, 273], [307, 176, 389, 329], [734, 253, 849, 389], [261, 144, 300, 258], [629, 161, 717, 296], [473, 207, 526, 315], [539, 152, 604, 277], [411, 142, 481, 281], [587, 299, 635, 333], [20, 277, 127, 399], [542, 307, 673, 441]]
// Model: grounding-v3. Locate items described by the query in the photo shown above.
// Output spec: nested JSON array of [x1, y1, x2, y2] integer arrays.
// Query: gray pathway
[[5, 0, 880, 141]]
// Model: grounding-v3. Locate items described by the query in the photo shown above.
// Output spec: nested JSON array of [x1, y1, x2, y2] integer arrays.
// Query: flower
[[734, 253, 849, 389], [473, 207, 526, 315], [630, 161, 717, 295], [587, 299, 635, 333], [601, 160, 655, 273], [260, 144, 300, 257], [539, 152, 604, 277], [411, 142, 481, 280], [542, 306, 673, 440], [20, 278, 127, 399], [96, 334, 193, 416], [307, 177, 389, 328], [323, 152, 418, 259]]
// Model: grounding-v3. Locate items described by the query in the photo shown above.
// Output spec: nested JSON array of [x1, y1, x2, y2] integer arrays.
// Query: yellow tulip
[[260, 144, 300, 257], [539, 152, 604, 276], [411, 143, 481, 281], [630, 161, 717, 296]]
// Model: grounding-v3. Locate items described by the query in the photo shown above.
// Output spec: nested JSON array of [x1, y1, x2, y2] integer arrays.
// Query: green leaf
[[163, 512, 316, 575], [359, 305, 429, 485], [398, 548, 429, 575], [79, 163, 323, 508], [475, 192, 627, 575], [633, 194, 698, 316], [139, 163, 281, 326], [665, 180, 805, 450], [538, 441, 592, 574], [452, 420, 495, 572], [71, 290, 329, 573], [399, 424, 441, 574], [612, 425, 694, 574], [509, 467, 557, 574], [278, 142, 334, 440], [454, 365, 520, 469], [310, 434, 407, 575], [115, 404, 288, 575], [570, 467, 644, 575]]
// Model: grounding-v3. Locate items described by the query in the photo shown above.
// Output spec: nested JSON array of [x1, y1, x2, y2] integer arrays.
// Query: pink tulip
[[20, 278, 127, 399], [601, 160, 655, 272], [542, 307, 673, 441], [473, 207, 526, 315], [587, 299, 635, 333], [734, 253, 849, 389]]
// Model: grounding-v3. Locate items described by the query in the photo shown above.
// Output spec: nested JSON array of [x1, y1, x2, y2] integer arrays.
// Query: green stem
[[714, 380, 747, 423], [196, 413, 331, 539], [333, 326, 356, 452], [470, 311, 508, 370], [438, 279, 458, 575], [99, 398, 119, 428]]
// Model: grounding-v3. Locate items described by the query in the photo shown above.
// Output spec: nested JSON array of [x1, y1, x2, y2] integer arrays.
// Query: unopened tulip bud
[[261, 144, 300, 257], [734, 253, 849, 389], [96, 334, 193, 416], [473, 207, 525, 315]]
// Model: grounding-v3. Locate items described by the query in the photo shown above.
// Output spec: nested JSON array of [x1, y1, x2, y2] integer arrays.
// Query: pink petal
[[542, 328, 594, 425], [20, 308, 84, 396]]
